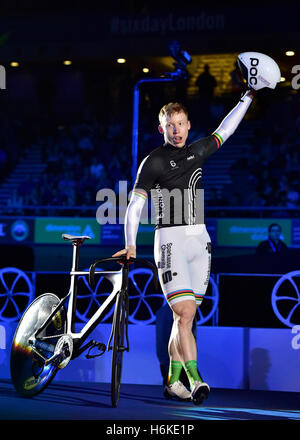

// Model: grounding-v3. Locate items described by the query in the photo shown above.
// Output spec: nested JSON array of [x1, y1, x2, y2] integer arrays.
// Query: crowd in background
[[223, 91, 300, 209], [0, 64, 300, 216]]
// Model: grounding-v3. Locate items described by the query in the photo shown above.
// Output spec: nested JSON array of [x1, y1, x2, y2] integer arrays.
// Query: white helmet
[[237, 52, 281, 90]]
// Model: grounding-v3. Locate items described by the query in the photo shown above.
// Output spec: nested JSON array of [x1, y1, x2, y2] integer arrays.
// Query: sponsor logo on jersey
[[160, 242, 172, 269], [187, 155, 195, 160], [162, 270, 172, 284], [153, 183, 165, 219], [170, 160, 177, 167], [204, 243, 212, 285]]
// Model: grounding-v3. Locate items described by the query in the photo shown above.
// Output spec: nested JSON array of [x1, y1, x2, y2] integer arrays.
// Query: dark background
[[0, 0, 299, 328]]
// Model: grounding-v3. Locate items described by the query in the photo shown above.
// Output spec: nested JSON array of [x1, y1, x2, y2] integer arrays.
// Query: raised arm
[[212, 89, 256, 147]]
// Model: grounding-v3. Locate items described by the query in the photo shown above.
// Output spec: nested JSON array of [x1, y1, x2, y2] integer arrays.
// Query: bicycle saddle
[[62, 234, 91, 245]]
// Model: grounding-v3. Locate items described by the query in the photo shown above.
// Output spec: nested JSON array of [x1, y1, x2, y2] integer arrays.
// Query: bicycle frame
[[33, 242, 125, 357], [10, 233, 158, 406]]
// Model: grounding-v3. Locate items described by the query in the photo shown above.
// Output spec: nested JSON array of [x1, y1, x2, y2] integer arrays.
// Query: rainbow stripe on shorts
[[194, 292, 205, 303], [166, 289, 195, 303], [166, 290, 205, 304]]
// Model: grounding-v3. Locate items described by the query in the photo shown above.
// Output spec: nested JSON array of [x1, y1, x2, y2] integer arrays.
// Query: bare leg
[[166, 299, 210, 404], [168, 300, 197, 364]]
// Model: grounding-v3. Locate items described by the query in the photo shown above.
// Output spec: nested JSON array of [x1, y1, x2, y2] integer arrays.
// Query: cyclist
[[113, 88, 255, 404]]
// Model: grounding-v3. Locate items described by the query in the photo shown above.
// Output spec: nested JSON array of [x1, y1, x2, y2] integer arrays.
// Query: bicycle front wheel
[[111, 291, 126, 407], [10, 293, 67, 397]]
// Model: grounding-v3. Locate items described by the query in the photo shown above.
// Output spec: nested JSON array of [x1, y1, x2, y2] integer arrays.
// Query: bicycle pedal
[[86, 341, 106, 359]]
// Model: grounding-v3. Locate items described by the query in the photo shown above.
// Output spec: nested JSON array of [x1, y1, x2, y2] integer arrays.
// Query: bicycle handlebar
[[88, 256, 159, 290]]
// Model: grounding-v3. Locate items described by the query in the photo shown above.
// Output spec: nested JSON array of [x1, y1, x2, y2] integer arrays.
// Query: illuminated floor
[[1, 379, 300, 421]]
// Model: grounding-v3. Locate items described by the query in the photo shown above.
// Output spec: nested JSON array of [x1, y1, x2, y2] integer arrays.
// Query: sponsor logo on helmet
[[249, 57, 259, 87]]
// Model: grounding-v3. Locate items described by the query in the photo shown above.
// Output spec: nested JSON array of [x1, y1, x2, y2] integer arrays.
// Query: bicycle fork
[[108, 291, 130, 353]]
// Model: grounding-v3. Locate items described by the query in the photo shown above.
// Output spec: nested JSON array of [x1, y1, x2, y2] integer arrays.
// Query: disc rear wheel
[[10, 293, 67, 397]]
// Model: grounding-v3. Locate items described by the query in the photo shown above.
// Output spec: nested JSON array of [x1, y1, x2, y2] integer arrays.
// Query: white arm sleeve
[[124, 191, 147, 247], [214, 90, 254, 143]]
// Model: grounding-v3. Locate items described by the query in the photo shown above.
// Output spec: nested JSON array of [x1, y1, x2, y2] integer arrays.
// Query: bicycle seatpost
[[89, 256, 159, 290]]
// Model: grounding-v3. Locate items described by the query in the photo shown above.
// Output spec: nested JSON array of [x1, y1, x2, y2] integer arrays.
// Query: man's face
[[158, 111, 191, 148], [269, 226, 281, 242]]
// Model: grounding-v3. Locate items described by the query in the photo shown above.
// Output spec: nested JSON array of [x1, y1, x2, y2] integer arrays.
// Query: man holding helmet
[[113, 52, 281, 404]]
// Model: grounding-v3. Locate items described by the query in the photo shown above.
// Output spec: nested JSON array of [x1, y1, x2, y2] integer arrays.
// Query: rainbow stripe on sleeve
[[133, 189, 148, 200], [212, 132, 224, 148]]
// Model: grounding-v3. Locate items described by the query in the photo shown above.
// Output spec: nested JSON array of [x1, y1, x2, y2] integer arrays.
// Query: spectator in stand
[[196, 64, 217, 127], [196, 64, 217, 102], [6, 189, 24, 214], [46, 142, 62, 175], [80, 190, 95, 215], [77, 127, 94, 160], [57, 170, 76, 198], [18, 175, 36, 205], [256, 223, 288, 255], [205, 188, 226, 206], [89, 157, 105, 179], [285, 183, 300, 208], [243, 190, 265, 207], [63, 187, 76, 207]]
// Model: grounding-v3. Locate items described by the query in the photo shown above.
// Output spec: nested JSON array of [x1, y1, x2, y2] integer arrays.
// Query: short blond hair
[[158, 102, 189, 125]]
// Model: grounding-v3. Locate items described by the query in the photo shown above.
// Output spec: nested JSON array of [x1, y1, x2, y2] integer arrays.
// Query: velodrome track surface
[[1, 379, 300, 422]]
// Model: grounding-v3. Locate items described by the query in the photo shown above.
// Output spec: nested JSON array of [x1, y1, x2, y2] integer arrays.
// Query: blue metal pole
[[131, 76, 179, 186]]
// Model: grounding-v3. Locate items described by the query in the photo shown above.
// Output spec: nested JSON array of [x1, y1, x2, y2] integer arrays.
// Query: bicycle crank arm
[[29, 345, 48, 363], [45, 335, 73, 369], [44, 351, 63, 367]]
